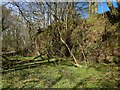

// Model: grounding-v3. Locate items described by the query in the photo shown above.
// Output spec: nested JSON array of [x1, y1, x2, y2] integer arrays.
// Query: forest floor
[[1, 55, 119, 88]]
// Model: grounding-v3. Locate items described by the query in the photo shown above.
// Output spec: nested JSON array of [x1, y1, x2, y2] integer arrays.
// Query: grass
[[1, 56, 119, 88]]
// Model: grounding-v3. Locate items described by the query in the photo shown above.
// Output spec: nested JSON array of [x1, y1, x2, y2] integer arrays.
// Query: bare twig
[[77, 40, 87, 61]]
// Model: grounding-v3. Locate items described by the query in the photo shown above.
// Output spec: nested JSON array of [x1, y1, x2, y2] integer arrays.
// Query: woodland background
[[1, 2, 120, 88]]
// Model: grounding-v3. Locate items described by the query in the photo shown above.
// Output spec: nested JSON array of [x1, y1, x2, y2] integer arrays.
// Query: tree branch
[[60, 36, 81, 67]]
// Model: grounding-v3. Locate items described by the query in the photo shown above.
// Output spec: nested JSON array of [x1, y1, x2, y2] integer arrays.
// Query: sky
[[75, 2, 89, 18], [2, 2, 89, 19], [1, 0, 119, 19], [1, 0, 120, 2]]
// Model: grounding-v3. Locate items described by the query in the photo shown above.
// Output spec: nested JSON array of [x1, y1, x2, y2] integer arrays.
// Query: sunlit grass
[[2, 56, 118, 88]]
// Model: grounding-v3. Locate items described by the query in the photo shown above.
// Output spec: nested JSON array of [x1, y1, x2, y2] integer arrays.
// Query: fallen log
[[2, 51, 18, 56]]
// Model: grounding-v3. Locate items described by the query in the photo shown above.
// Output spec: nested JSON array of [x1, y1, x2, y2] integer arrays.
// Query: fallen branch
[[60, 37, 81, 67], [2, 55, 10, 61], [2, 51, 18, 56]]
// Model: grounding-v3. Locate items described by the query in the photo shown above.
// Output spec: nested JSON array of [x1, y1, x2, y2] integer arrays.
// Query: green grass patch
[[2, 56, 118, 88]]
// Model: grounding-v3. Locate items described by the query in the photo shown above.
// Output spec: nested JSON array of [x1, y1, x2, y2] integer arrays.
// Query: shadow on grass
[[72, 76, 92, 89], [3, 58, 49, 68], [2, 59, 60, 74], [45, 76, 63, 88], [2, 55, 50, 67]]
